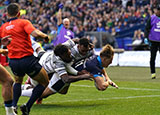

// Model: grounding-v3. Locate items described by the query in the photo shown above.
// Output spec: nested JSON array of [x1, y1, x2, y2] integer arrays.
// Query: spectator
[[96, 23, 105, 32], [144, 4, 160, 79], [0, 0, 155, 49], [53, 4, 74, 46]]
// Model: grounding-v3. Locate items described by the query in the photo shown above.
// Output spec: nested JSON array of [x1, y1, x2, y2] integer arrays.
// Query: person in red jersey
[[0, 3, 49, 115]]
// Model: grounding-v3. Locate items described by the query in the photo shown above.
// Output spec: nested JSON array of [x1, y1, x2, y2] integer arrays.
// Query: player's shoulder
[[71, 45, 78, 53], [86, 55, 98, 67], [16, 19, 31, 24]]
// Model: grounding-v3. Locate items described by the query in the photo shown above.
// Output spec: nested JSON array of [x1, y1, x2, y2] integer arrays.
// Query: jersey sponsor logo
[[154, 28, 160, 32], [156, 21, 160, 28], [64, 35, 71, 39], [6, 25, 15, 30]]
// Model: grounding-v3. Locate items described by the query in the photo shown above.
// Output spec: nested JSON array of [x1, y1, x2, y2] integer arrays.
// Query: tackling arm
[[60, 73, 91, 83], [66, 65, 78, 75]]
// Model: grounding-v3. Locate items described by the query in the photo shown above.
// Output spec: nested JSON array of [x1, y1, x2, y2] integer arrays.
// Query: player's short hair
[[100, 44, 114, 59], [54, 44, 69, 56], [63, 18, 70, 23], [7, 3, 20, 17], [79, 38, 90, 48]]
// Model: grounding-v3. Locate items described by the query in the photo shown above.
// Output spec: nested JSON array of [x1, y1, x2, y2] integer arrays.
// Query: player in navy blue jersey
[[73, 44, 118, 90]]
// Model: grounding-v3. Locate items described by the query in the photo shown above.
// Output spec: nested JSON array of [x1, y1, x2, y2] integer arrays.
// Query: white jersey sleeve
[[71, 45, 95, 62], [54, 60, 68, 77], [62, 39, 75, 49], [66, 65, 78, 75], [39, 51, 68, 77]]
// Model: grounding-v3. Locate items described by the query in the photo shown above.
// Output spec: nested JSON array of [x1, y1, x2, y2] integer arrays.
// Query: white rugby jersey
[[39, 52, 78, 77], [63, 40, 94, 62]]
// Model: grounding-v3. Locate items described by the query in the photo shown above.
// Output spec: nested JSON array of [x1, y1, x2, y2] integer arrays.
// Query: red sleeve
[[23, 20, 36, 35]]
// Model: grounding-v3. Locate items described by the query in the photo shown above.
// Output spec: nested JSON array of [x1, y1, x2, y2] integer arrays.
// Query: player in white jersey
[[40, 44, 92, 98], [21, 38, 93, 99], [63, 37, 94, 62]]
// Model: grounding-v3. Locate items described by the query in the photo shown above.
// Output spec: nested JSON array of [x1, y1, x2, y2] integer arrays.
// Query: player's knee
[[59, 90, 68, 94], [59, 91, 68, 95], [59, 88, 68, 94], [3, 78, 14, 88], [39, 82, 48, 87], [41, 79, 49, 87]]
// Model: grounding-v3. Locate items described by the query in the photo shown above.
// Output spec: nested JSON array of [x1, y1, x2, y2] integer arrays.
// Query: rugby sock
[[4, 100, 16, 115], [26, 84, 45, 111], [21, 88, 33, 97], [4, 100, 13, 107], [13, 83, 21, 107]]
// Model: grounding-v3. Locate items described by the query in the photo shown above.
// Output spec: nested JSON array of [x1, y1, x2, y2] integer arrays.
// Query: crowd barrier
[[95, 50, 160, 67], [2, 50, 157, 67]]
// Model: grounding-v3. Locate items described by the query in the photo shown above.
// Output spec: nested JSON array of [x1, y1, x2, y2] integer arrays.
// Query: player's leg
[[94, 76, 109, 91], [59, 85, 70, 94], [12, 75, 24, 114], [41, 73, 61, 98], [21, 78, 38, 97], [0, 64, 17, 115], [41, 87, 57, 98], [9, 58, 25, 113], [41, 73, 69, 98], [21, 67, 49, 114], [150, 42, 158, 79]]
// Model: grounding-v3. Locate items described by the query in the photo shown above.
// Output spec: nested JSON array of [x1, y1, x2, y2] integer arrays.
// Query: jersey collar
[[7, 17, 18, 22], [97, 56, 103, 69]]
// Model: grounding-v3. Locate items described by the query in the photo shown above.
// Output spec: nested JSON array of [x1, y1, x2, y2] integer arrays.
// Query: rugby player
[[39, 44, 92, 98], [0, 35, 16, 115], [73, 44, 118, 90]]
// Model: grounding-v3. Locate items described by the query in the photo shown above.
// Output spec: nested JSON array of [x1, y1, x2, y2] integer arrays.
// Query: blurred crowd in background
[[0, 0, 158, 50]]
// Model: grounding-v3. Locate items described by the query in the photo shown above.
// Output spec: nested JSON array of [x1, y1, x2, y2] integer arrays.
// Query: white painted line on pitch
[[71, 84, 160, 91], [42, 95, 160, 104]]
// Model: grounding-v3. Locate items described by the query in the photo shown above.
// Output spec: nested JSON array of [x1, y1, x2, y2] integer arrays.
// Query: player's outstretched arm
[[61, 73, 92, 83], [108, 80, 118, 89], [102, 69, 118, 89], [94, 76, 109, 91]]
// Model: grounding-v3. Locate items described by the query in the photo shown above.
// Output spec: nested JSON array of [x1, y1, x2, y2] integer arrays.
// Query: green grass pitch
[[1, 66, 160, 115]]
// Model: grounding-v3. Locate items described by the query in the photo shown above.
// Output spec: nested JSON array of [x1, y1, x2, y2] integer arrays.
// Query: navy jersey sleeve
[[85, 60, 103, 77]]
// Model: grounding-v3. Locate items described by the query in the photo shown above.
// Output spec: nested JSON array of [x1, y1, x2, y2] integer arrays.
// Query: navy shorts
[[9, 55, 42, 78]]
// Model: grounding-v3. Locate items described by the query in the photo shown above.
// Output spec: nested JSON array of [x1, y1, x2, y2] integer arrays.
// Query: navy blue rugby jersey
[[74, 55, 104, 77]]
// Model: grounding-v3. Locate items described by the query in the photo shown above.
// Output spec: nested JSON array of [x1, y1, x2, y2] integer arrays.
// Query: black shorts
[[9, 55, 42, 78]]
